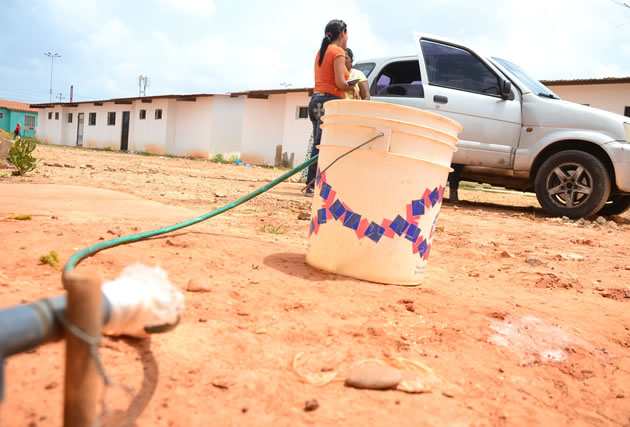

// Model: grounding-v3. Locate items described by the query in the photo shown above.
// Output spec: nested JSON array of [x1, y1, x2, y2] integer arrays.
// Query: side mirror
[[501, 80, 511, 100]]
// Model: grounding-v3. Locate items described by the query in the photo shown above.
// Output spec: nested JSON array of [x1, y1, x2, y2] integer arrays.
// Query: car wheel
[[597, 195, 630, 216], [534, 150, 611, 218]]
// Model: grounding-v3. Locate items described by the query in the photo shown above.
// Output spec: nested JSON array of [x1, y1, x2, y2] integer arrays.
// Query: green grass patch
[[39, 251, 60, 269], [259, 224, 288, 234], [9, 214, 32, 220]]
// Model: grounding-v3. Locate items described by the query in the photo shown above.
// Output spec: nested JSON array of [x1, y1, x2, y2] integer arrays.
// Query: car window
[[354, 62, 375, 78], [421, 40, 500, 96], [372, 60, 424, 98]]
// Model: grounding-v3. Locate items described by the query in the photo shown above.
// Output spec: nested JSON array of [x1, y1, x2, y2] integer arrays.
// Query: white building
[[540, 77, 630, 118], [32, 88, 314, 167]]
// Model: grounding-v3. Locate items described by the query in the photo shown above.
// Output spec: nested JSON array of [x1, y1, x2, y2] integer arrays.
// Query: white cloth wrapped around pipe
[[102, 264, 185, 338]]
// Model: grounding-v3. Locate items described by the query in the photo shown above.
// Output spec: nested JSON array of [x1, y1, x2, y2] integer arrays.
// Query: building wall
[[82, 104, 127, 150], [546, 83, 630, 117], [280, 92, 312, 166], [0, 108, 9, 134], [170, 97, 213, 158], [130, 99, 169, 154], [0, 109, 38, 138], [241, 95, 286, 165], [39, 107, 64, 145], [59, 107, 79, 146], [209, 95, 245, 158]]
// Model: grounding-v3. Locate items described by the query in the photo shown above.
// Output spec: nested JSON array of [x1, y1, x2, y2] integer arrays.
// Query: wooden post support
[[62, 270, 103, 427]]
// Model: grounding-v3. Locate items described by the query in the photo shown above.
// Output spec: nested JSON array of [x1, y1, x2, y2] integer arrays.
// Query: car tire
[[534, 150, 611, 219], [597, 195, 630, 216]]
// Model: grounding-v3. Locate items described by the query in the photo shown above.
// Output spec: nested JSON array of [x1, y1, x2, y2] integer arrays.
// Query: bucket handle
[[369, 127, 391, 153]]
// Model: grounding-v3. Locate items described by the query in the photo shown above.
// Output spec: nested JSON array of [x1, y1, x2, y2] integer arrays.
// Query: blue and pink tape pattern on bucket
[[309, 169, 444, 261]]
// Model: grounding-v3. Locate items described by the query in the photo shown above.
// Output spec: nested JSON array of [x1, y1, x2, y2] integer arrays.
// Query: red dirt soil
[[1, 144, 629, 426]]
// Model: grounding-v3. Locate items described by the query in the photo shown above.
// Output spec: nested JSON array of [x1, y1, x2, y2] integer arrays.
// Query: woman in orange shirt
[[305, 19, 357, 196]]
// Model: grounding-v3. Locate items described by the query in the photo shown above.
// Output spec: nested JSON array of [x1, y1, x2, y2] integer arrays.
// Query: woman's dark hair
[[345, 47, 354, 62], [317, 19, 347, 66]]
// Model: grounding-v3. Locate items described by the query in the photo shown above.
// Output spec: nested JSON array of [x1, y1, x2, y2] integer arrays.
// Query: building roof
[[0, 99, 38, 113], [540, 77, 630, 86], [30, 93, 220, 109], [30, 87, 315, 108]]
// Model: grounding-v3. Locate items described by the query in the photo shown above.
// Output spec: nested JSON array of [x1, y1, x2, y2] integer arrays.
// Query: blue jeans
[[307, 93, 341, 187]]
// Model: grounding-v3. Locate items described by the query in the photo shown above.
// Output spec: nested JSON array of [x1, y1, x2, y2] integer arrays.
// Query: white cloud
[[2, 0, 629, 103], [155, 0, 216, 17]]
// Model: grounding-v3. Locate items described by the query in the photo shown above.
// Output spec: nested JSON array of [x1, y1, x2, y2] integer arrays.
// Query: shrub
[[8, 139, 39, 176], [211, 153, 225, 163], [39, 251, 60, 269]]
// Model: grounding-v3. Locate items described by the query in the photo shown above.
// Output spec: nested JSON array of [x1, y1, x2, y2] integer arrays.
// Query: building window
[[139, 109, 146, 120], [55, 112, 59, 120], [0, 112, 4, 119], [155, 109, 162, 120], [24, 115, 36, 130], [296, 106, 308, 119], [88, 113, 96, 126], [68, 113, 73, 123], [48, 112, 52, 119], [625, 106, 630, 118], [107, 112, 116, 126]]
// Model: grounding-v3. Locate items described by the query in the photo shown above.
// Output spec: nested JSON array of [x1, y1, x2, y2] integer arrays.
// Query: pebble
[[624, 290, 630, 299], [297, 211, 311, 220], [186, 278, 211, 292], [596, 216, 607, 225], [215, 191, 226, 198], [304, 399, 319, 412], [500, 251, 514, 258], [345, 360, 402, 390]]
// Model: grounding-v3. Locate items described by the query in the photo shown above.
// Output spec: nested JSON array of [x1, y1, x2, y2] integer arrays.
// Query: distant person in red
[[13, 122, 21, 140]]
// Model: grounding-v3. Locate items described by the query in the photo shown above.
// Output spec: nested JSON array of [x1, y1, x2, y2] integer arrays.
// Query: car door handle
[[433, 95, 448, 104]]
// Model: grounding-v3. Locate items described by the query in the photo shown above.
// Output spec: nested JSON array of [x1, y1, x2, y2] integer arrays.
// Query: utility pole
[[56, 93, 65, 102], [44, 52, 61, 103], [70, 85, 74, 102]]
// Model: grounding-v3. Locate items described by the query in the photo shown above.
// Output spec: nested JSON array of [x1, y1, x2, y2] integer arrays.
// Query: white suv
[[354, 33, 630, 218]]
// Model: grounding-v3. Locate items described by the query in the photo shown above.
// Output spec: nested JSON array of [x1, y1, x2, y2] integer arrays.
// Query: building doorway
[[121, 111, 130, 150], [76, 113, 84, 146]]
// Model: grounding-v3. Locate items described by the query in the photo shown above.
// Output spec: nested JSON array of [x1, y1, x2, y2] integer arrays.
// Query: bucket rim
[[320, 122, 457, 153], [317, 144, 454, 172], [321, 115, 459, 146], [322, 99, 463, 133]]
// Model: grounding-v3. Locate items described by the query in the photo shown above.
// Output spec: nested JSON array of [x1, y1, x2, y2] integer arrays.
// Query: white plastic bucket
[[306, 100, 461, 285]]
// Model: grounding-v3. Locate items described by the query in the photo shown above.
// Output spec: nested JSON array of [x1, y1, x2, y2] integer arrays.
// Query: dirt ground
[[1, 143, 629, 426]]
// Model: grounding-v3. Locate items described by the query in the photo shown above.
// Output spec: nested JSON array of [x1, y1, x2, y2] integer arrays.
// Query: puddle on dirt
[[489, 315, 582, 364]]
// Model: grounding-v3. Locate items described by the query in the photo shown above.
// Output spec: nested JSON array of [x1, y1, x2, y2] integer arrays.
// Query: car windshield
[[492, 57, 560, 99]]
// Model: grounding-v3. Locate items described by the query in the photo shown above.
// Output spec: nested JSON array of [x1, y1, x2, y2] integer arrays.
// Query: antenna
[[139, 74, 149, 96], [56, 92, 65, 102]]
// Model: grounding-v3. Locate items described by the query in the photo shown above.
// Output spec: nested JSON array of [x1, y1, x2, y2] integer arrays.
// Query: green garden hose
[[63, 155, 319, 273]]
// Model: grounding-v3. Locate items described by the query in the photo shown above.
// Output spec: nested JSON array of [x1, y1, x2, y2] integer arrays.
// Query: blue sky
[[1, 0, 629, 104]]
